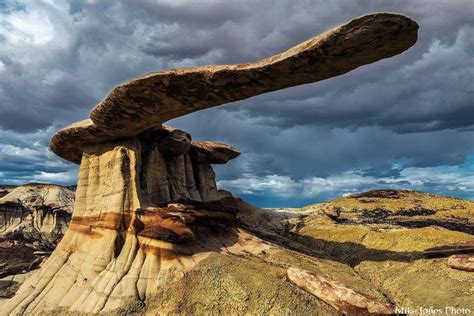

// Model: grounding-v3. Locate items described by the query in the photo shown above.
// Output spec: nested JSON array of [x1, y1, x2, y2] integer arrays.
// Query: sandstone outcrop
[[190, 141, 240, 164], [0, 184, 75, 304], [0, 185, 16, 198], [0, 184, 74, 249], [4, 189, 474, 313], [2, 13, 421, 315]]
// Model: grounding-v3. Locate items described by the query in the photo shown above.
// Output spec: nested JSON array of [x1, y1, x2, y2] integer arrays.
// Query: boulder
[[287, 267, 396, 315], [153, 125, 192, 157], [190, 141, 240, 164], [447, 254, 474, 272]]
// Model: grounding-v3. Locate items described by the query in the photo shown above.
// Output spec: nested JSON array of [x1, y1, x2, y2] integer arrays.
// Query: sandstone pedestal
[[1, 127, 240, 314]]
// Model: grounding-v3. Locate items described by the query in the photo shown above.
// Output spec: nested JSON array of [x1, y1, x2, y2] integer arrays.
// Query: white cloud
[[31, 170, 77, 183], [219, 163, 474, 201], [0, 143, 42, 160], [0, 3, 55, 46]]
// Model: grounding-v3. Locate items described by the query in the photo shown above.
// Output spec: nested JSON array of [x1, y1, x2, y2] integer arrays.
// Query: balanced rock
[[49, 13, 418, 165], [2, 13, 418, 315]]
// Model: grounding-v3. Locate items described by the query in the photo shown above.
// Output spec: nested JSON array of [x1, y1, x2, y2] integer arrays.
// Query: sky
[[0, 0, 473, 207]]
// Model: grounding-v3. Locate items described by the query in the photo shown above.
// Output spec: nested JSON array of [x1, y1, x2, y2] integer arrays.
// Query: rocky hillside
[[0, 185, 16, 198], [312, 189, 473, 234], [2, 187, 473, 313], [0, 183, 75, 248], [0, 183, 75, 301], [279, 189, 474, 310]]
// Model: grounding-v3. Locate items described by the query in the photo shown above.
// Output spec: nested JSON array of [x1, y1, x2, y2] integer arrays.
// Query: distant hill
[[0, 183, 75, 298], [305, 189, 473, 234], [2, 187, 473, 310], [0, 185, 17, 198], [0, 183, 75, 247]]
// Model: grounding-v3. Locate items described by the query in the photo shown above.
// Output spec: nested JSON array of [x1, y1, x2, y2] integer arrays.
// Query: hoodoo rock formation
[[2, 13, 423, 314]]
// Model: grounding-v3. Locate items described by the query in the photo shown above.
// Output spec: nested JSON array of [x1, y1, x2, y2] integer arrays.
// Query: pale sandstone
[[0, 184, 74, 248], [447, 254, 474, 272], [287, 267, 396, 315], [1, 131, 238, 314]]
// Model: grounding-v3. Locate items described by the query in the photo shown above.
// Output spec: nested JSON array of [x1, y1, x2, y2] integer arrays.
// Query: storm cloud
[[0, 0, 473, 206]]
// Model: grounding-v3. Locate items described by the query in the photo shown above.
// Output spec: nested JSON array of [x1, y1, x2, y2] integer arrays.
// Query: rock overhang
[[49, 13, 418, 164]]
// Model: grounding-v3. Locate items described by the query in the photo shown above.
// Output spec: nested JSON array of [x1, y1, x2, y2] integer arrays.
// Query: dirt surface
[[0, 240, 42, 279]]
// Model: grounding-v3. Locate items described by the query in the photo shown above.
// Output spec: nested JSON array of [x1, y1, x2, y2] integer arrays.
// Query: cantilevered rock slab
[[50, 13, 418, 164], [190, 141, 240, 164]]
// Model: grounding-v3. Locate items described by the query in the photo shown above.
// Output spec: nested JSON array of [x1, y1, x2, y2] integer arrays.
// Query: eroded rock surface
[[49, 13, 418, 164], [0, 184, 74, 249], [0, 185, 16, 198], [282, 190, 474, 311], [287, 267, 395, 315], [448, 254, 474, 272], [1, 127, 242, 314]]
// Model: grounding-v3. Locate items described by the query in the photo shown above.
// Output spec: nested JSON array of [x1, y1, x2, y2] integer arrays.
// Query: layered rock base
[[0, 184, 74, 249], [1, 127, 242, 314]]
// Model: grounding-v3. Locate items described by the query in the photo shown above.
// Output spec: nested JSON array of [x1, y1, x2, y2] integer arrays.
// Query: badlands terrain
[[0, 184, 74, 300], [1, 185, 473, 314], [2, 12, 471, 315]]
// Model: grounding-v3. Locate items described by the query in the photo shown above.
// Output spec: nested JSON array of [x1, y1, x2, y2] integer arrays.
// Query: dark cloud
[[0, 0, 473, 204], [173, 109, 474, 180]]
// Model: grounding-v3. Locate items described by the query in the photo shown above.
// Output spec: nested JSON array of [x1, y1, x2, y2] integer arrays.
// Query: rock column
[[1, 127, 239, 314]]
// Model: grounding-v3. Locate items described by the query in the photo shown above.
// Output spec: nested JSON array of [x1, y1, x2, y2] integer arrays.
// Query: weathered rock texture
[[0, 240, 43, 279], [4, 189, 474, 314], [2, 13, 424, 315], [287, 267, 395, 315], [448, 254, 474, 272], [0, 185, 16, 198], [50, 13, 418, 164], [293, 189, 474, 311], [0, 184, 74, 249], [1, 128, 242, 314]]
